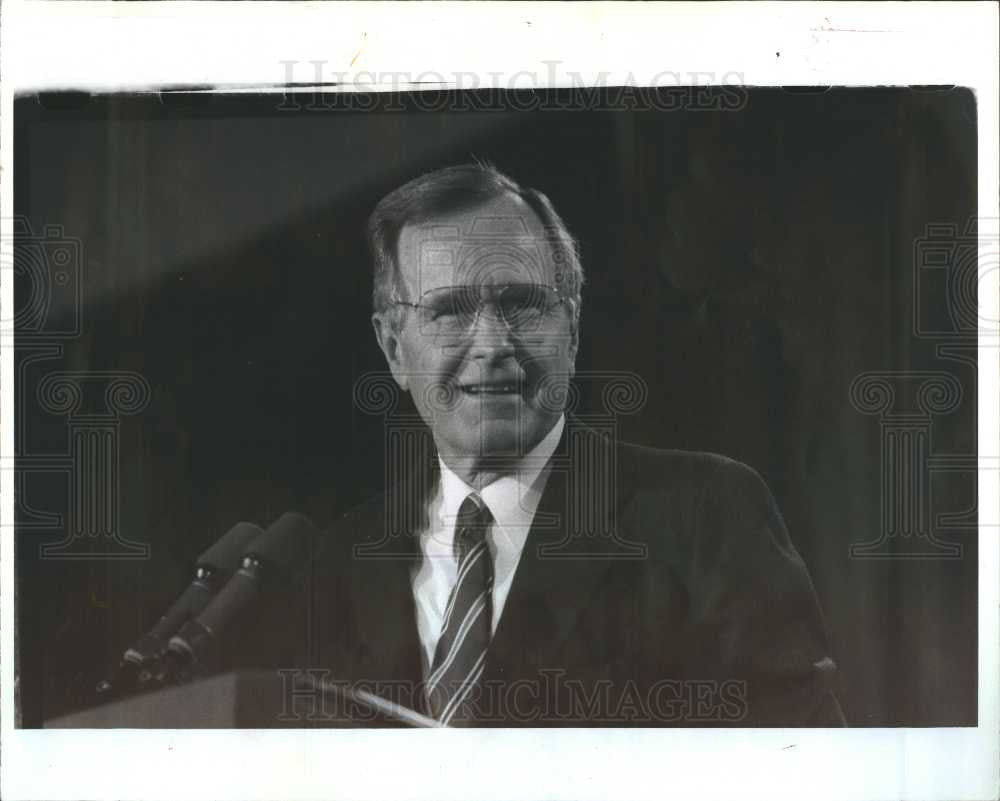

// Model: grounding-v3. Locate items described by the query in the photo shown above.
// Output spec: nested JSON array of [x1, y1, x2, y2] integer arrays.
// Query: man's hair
[[366, 162, 585, 327]]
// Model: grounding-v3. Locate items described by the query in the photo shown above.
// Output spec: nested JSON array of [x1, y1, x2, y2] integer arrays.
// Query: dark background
[[14, 87, 977, 727]]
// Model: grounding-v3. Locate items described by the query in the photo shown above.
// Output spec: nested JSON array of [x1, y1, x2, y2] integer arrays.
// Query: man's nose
[[466, 303, 516, 359]]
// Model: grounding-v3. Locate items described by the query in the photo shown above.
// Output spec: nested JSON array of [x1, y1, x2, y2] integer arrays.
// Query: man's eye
[[502, 292, 543, 316], [427, 305, 459, 322]]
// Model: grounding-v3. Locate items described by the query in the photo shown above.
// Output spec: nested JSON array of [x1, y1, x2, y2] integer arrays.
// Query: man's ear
[[372, 313, 409, 392], [566, 301, 580, 378]]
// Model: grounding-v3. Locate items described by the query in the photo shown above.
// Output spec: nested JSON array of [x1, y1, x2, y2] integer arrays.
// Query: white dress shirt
[[411, 415, 565, 674]]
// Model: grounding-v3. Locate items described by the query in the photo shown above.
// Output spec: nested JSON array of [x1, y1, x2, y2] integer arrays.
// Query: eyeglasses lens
[[421, 285, 557, 333]]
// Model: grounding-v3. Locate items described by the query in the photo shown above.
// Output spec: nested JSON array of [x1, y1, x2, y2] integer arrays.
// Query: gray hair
[[365, 162, 585, 329]]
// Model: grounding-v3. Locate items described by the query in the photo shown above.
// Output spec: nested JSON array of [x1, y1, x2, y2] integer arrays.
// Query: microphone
[[164, 511, 319, 681], [96, 522, 263, 698]]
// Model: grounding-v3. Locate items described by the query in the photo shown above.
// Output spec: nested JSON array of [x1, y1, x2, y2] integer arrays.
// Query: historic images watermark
[[275, 668, 748, 726], [352, 368, 648, 561], [847, 217, 998, 559], [275, 61, 749, 113], [912, 218, 998, 344], [2, 217, 152, 559], [848, 371, 965, 559]]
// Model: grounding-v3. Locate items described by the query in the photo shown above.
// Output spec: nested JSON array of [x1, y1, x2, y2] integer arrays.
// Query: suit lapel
[[485, 419, 645, 682], [342, 420, 646, 691], [347, 463, 434, 689]]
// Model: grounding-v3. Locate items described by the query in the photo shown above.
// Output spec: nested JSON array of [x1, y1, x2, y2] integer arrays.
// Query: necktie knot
[[454, 493, 492, 560]]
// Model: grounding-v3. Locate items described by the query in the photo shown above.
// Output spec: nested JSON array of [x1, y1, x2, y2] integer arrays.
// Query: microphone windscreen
[[166, 512, 321, 670], [196, 522, 264, 571], [128, 522, 265, 664], [247, 512, 319, 577]]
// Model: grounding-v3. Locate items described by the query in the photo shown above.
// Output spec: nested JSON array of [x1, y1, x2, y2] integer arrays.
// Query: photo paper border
[[1, 3, 998, 800]]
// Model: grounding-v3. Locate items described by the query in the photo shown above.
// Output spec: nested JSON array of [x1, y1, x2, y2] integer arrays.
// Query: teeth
[[464, 385, 517, 394]]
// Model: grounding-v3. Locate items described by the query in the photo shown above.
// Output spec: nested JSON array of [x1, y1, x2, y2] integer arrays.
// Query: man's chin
[[447, 414, 557, 461], [469, 420, 523, 459]]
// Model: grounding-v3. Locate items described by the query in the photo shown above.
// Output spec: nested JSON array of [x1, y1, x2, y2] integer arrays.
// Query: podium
[[45, 670, 440, 728]]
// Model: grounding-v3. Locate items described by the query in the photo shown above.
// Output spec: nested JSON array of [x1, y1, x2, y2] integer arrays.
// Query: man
[[266, 163, 844, 727]]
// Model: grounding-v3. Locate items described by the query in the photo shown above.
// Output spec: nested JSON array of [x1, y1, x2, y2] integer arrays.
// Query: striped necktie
[[425, 492, 495, 725]]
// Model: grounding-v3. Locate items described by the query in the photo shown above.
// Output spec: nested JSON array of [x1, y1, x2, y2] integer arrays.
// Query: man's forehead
[[399, 193, 547, 247], [396, 193, 555, 291]]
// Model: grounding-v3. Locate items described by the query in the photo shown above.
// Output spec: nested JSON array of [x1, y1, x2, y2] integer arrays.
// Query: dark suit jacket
[[240, 418, 845, 727]]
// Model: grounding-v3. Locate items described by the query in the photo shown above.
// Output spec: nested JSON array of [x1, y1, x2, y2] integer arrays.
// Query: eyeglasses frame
[[386, 282, 572, 335]]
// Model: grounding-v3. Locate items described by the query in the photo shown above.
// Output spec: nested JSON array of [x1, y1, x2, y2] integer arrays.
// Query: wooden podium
[[45, 670, 440, 728]]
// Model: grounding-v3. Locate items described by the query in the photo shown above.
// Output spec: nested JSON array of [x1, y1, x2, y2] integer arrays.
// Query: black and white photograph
[[1, 4, 998, 801]]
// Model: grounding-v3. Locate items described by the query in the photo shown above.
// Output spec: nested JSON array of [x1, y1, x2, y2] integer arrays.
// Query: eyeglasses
[[389, 283, 569, 335]]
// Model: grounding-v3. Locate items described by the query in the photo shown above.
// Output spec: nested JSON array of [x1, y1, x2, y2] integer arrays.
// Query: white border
[[2, 3, 998, 801]]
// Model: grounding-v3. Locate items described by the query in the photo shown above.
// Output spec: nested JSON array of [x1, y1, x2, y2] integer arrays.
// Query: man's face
[[373, 192, 578, 470]]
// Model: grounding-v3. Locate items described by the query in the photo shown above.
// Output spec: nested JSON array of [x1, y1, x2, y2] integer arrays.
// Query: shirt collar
[[435, 414, 565, 539]]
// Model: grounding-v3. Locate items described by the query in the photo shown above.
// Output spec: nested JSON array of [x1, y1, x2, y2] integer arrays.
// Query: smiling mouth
[[460, 382, 523, 396]]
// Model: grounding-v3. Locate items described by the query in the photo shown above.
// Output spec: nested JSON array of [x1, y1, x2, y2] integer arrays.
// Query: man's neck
[[435, 416, 566, 490], [441, 462, 504, 491]]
